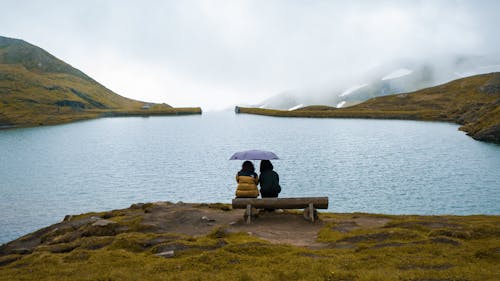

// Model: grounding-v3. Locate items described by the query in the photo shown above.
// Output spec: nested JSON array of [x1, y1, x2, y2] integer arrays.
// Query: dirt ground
[[138, 202, 392, 249], [138, 202, 332, 247], [0, 202, 393, 255]]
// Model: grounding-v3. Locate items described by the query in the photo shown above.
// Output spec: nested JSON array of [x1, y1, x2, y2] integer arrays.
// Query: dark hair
[[260, 160, 273, 173], [242, 161, 255, 173]]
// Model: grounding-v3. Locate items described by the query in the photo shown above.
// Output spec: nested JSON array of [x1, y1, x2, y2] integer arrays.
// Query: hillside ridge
[[237, 72, 500, 144], [0, 35, 201, 128]]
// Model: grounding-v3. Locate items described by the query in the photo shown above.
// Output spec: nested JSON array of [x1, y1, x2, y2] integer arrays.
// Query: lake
[[1, 112, 499, 244]]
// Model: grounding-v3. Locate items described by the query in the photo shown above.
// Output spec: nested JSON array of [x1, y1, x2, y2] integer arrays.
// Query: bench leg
[[303, 203, 316, 222], [245, 204, 252, 224], [309, 203, 314, 222]]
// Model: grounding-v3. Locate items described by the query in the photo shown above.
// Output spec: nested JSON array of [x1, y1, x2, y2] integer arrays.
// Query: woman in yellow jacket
[[235, 161, 259, 198]]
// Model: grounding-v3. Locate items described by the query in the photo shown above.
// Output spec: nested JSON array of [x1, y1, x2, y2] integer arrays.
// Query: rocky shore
[[1, 202, 499, 280]]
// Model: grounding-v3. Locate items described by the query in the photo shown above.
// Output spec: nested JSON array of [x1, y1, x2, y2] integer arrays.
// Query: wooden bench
[[232, 197, 329, 223]]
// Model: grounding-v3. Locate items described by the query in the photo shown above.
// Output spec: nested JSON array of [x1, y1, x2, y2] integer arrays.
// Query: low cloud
[[2, 0, 499, 110]]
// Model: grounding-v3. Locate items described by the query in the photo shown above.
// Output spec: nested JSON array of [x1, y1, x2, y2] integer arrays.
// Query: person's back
[[259, 160, 281, 198], [235, 161, 259, 198]]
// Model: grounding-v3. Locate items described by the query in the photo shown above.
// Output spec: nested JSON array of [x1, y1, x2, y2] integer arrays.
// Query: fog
[[1, 0, 499, 110]]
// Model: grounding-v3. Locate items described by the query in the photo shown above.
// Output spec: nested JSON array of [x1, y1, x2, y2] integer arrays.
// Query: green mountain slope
[[237, 72, 500, 143], [0, 36, 200, 128]]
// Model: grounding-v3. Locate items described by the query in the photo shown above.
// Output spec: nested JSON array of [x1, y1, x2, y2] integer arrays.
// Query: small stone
[[89, 216, 101, 222], [12, 248, 32, 255], [155, 250, 175, 258], [201, 216, 216, 222], [130, 203, 145, 209], [92, 219, 116, 227]]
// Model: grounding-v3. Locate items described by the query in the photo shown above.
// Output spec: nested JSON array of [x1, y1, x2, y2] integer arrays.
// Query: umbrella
[[229, 149, 279, 160]]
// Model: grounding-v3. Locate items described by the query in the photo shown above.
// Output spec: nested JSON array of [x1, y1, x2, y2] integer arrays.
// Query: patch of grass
[[1, 210, 500, 280], [197, 203, 232, 211]]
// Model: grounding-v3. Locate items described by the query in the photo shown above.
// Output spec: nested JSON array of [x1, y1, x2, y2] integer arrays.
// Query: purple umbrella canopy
[[229, 149, 279, 160]]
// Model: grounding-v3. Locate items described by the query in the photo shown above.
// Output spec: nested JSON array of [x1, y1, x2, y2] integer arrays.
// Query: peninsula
[[0, 202, 498, 280], [0, 36, 201, 129], [236, 72, 500, 144]]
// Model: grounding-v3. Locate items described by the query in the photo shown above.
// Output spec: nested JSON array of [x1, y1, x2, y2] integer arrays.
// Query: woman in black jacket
[[259, 160, 281, 198]]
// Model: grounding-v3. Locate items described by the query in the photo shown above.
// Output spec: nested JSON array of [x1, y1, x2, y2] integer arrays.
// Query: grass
[[1, 207, 499, 281], [0, 36, 201, 129]]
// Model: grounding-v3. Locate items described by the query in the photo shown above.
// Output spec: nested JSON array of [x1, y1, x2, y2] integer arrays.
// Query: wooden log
[[232, 197, 328, 209]]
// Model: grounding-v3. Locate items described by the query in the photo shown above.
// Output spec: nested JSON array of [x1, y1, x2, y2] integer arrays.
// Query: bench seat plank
[[232, 197, 328, 209]]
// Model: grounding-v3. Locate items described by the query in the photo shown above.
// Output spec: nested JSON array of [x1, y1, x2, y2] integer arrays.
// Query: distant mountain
[[237, 72, 500, 144], [253, 56, 500, 110], [0, 36, 199, 128]]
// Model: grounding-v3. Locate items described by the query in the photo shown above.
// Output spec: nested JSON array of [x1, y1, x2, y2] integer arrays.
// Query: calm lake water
[[1, 112, 499, 244]]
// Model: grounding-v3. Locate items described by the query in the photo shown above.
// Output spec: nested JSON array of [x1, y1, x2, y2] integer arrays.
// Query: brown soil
[[141, 202, 333, 248], [229, 211, 328, 248]]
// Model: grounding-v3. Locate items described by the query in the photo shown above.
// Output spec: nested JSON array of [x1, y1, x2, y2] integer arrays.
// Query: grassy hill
[[237, 72, 500, 144], [0, 36, 201, 128], [0, 202, 498, 280]]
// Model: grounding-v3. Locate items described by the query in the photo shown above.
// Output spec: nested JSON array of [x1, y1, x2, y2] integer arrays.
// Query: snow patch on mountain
[[288, 104, 304, 111], [336, 101, 346, 108], [381, 68, 413, 80], [339, 84, 368, 97]]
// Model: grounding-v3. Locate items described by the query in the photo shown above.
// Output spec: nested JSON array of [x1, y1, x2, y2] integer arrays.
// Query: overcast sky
[[2, 0, 499, 110]]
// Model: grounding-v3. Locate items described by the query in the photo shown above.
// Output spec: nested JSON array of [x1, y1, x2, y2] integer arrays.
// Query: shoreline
[[235, 105, 500, 144], [0, 107, 202, 130]]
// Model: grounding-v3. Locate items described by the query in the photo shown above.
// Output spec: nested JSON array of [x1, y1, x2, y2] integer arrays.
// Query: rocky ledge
[[0, 202, 499, 280]]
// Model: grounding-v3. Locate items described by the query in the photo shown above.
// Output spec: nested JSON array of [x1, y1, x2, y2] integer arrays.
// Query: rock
[[153, 243, 189, 253], [471, 124, 500, 144], [201, 216, 216, 223], [12, 248, 32, 255], [155, 250, 175, 258], [0, 255, 22, 267], [130, 203, 145, 209], [54, 100, 86, 109], [92, 219, 116, 227], [479, 76, 500, 95], [430, 237, 461, 246]]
